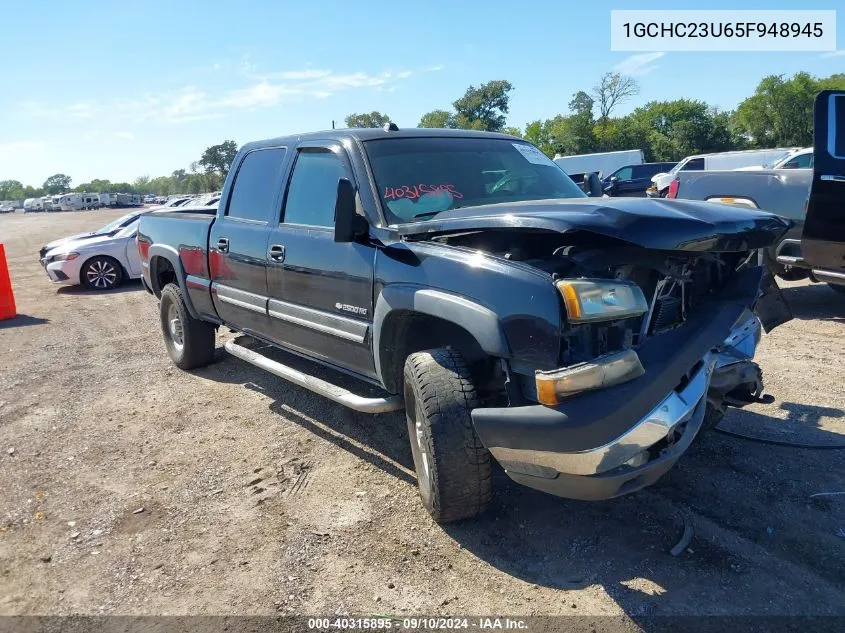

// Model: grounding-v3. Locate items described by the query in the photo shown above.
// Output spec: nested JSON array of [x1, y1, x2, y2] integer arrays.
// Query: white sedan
[[40, 219, 144, 290]]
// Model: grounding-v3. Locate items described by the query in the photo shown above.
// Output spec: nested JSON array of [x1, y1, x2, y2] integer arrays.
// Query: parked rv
[[553, 149, 643, 180], [59, 193, 101, 211], [24, 198, 45, 212], [649, 148, 798, 197]]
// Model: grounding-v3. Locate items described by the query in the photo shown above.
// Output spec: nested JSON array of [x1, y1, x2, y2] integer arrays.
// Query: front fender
[[372, 284, 510, 385]]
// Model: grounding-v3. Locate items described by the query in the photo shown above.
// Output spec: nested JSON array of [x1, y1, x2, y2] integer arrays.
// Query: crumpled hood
[[397, 197, 792, 252]]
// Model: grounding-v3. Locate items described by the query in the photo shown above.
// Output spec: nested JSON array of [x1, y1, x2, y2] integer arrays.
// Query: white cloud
[[0, 140, 45, 153], [614, 52, 665, 76], [115, 131, 135, 141], [19, 64, 441, 126], [240, 54, 257, 75], [68, 103, 97, 119], [821, 50, 845, 58]]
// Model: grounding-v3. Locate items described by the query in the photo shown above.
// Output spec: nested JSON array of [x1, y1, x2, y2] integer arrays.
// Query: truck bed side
[[138, 211, 220, 324], [673, 169, 811, 222]]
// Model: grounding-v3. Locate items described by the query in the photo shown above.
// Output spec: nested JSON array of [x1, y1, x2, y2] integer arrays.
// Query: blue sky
[[1, 0, 842, 187]]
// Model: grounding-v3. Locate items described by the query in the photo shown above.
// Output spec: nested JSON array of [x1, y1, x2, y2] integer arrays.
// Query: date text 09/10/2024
[[307, 617, 529, 630]]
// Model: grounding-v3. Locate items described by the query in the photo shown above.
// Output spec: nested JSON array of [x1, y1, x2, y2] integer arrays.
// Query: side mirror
[[334, 178, 368, 243], [585, 172, 604, 197]]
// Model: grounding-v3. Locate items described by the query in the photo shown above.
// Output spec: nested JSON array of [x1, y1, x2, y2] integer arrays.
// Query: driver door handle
[[216, 237, 229, 253], [269, 244, 286, 262]]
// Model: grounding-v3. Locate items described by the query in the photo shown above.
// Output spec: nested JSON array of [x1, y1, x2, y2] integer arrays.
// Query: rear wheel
[[81, 256, 122, 290], [402, 348, 492, 523], [159, 283, 215, 370]]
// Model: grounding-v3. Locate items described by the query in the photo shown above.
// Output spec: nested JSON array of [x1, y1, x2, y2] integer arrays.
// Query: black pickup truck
[[138, 126, 797, 523]]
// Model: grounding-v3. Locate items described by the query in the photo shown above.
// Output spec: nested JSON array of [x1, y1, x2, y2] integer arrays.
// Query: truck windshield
[[364, 137, 586, 224]]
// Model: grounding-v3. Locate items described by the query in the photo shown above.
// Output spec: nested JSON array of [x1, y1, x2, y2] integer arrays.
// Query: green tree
[[0, 180, 25, 200], [501, 126, 523, 138], [625, 99, 735, 161], [199, 140, 238, 177], [42, 174, 72, 195], [418, 109, 456, 128], [75, 179, 114, 193], [344, 111, 391, 128], [732, 72, 845, 147], [452, 80, 514, 131], [133, 175, 152, 194]]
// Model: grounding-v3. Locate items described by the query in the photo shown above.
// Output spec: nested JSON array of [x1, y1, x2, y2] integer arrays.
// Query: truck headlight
[[51, 252, 79, 262], [557, 279, 648, 323], [535, 349, 645, 405]]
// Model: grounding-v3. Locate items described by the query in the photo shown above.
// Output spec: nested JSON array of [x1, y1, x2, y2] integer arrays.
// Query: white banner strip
[[611, 10, 836, 52]]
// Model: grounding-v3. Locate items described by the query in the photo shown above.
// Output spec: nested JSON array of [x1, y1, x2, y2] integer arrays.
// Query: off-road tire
[[403, 348, 492, 523], [159, 283, 215, 370]]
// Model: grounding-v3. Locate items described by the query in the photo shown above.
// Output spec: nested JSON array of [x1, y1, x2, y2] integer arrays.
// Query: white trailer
[[24, 198, 44, 212], [59, 194, 83, 211], [100, 193, 117, 207], [553, 149, 644, 179]]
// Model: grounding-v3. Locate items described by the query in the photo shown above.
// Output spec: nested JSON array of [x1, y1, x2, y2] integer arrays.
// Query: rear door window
[[226, 147, 287, 223], [282, 149, 348, 228]]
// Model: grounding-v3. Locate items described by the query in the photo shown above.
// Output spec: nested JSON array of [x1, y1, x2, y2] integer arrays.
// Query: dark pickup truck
[[138, 125, 797, 523]]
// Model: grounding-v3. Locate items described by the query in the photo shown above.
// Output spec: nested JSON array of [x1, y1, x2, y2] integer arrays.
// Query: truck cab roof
[[240, 127, 519, 153]]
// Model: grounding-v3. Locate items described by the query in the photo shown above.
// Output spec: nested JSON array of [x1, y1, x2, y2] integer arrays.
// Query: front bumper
[[471, 269, 773, 501], [41, 258, 81, 285]]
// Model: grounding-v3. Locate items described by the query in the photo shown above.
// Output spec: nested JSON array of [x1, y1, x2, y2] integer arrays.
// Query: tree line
[[0, 141, 238, 200], [3, 70, 843, 202], [344, 70, 845, 162]]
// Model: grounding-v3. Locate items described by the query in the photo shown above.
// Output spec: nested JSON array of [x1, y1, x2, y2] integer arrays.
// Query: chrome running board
[[224, 340, 403, 414]]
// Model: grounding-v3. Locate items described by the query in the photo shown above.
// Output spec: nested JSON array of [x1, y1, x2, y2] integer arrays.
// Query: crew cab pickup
[[138, 126, 794, 523]]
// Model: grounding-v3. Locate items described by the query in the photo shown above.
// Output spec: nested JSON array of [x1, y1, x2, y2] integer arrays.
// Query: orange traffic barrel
[[0, 243, 17, 320]]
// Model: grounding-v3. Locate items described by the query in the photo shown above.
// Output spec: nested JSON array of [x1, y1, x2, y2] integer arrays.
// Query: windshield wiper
[[413, 210, 442, 220], [413, 205, 461, 220]]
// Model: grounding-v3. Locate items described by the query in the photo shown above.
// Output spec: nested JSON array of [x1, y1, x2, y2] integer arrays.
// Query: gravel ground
[[1, 209, 844, 621]]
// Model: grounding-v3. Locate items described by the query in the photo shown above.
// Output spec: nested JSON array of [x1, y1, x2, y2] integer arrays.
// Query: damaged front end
[[461, 230, 792, 501]]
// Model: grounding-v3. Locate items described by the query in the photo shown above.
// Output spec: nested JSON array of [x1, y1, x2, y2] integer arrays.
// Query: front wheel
[[403, 348, 492, 523], [159, 283, 215, 370], [81, 256, 122, 290]]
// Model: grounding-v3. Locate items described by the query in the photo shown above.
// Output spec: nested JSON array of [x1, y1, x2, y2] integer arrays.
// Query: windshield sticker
[[511, 143, 554, 165], [384, 184, 463, 201]]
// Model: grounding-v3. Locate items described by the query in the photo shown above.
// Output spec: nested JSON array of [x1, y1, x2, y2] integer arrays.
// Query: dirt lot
[[1, 210, 844, 622]]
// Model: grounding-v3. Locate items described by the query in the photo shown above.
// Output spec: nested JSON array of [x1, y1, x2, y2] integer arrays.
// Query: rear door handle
[[820, 174, 845, 183], [217, 237, 229, 253], [269, 244, 286, 262]]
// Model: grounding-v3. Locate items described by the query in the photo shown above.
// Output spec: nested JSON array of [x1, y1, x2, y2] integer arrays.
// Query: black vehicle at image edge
[[137, 120, 814, 523]]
